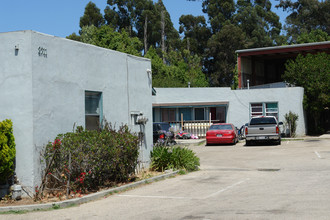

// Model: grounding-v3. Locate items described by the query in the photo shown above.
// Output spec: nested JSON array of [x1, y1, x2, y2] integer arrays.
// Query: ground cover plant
[[36, 123, 139, 200], [150, 145, 200, 172]]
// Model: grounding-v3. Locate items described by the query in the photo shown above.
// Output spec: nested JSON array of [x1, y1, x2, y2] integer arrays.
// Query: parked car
[[153, 122, 176, 145], [206, 123, 238, 145], [245, 116, 282, 146]]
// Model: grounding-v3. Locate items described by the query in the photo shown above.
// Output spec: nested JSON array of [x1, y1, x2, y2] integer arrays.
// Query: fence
[[168, 120, 219, 138]]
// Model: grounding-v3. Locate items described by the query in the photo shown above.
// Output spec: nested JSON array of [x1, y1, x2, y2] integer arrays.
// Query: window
[[250, 102, 278, 119], [161, 108, 175, 122], [251, 103, 263, 118], [194, 108, 205, 120], [178, 108, 192, 121], [265, 103, 278, 118], [210, 107, 226, 122], [85, 91, 102, 130], [209, 124, 233, 130]]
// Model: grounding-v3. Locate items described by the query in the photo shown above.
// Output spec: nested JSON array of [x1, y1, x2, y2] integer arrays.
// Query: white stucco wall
[[0, 31, 152, 194], [0, 31, 35, 188], [153, 87, 305, 136]]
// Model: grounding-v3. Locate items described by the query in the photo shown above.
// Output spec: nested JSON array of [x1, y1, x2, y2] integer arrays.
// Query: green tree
[[296, 29, 330, 44], [283, 53, 330, 134], [105, 0, 180, 54], [234, 0, 282, 48], [205, 22, 246, 86], [145, 47, 208, 87], [179, 15, 211, 56], [79, 25, 143, 56], [80, 2, 105, 29], [202, 0, 236, 33], [276, 0, 330, 43], [66, 32, 81, 42], [105, 0, 146, 36]]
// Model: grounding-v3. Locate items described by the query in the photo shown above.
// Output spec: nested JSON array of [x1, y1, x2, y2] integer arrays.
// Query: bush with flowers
[[39, 123, 139, 198]]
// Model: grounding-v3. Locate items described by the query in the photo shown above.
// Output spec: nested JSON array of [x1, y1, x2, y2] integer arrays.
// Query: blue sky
[[0, 0, 288, 38]]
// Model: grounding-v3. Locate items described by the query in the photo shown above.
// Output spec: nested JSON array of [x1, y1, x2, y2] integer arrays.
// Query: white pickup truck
[[245, 116, 282, 146]]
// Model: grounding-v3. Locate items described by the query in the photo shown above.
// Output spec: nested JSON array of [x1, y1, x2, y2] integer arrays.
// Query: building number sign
[[38, 47, 47, 58]]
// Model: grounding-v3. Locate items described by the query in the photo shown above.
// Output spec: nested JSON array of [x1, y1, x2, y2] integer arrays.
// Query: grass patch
[[0, 210, 29, 215], [198, 140, 206, 146]]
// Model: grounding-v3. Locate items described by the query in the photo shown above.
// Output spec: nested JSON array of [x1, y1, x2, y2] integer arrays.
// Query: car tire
[[277, 139, 281, 145]]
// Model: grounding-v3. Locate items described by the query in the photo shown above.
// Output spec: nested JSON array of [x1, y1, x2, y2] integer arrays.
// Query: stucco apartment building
[[0, 30, 153, 195], [153, 42, 330, 137]]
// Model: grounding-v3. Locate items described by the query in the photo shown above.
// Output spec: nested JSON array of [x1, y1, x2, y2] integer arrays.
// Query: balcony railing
[[167, 120, 220, 138]]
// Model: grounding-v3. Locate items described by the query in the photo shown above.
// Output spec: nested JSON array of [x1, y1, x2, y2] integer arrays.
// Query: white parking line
[[203, 178, 250, 199], [315, 151, 322, 158], [118, 195, 190, 200], [117, 178, 250, 201]]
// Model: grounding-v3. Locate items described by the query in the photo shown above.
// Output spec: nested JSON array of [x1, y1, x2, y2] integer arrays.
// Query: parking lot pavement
[[2, 138, 330, 220]]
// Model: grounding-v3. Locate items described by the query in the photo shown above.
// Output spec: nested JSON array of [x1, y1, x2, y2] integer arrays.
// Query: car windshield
[[153, 123, 170, 131], [160, 123, 170, 131], [250, 117, 276, 125], [209, 124, 232, 130]]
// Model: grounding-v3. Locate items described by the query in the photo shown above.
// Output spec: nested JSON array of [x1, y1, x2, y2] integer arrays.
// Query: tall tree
[[234, 0, 282, 48], [205, 22, 246, 86], [145, 47, 208, 87], [105, 0, 180, 55], [276, 0, 330, 43], [105, 0, 146, 36], [202, 0, 236, 33], [179, 15, 211, 56], [78, 25, 143, 56], [283, 53, 330, 134], [80, 2, 105, 29]]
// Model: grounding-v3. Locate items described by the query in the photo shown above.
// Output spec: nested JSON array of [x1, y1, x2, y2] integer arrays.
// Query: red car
[[206, 123, 238, 145]]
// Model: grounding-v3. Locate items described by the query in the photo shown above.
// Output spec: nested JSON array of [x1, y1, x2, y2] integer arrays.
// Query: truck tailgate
[[248, 124, 276, 135]]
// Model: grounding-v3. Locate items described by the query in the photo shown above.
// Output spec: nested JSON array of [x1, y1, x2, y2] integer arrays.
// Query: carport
[[236, 41, 330, 88]]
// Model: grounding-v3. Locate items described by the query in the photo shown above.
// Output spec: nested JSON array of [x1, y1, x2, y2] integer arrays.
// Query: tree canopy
[[283, 53, 330, 133], [67, 0, 329, 89], [276, 0, 330, 43]]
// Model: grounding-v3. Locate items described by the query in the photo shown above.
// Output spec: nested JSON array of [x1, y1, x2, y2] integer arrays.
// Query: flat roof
[[236, 41, 330, 57]]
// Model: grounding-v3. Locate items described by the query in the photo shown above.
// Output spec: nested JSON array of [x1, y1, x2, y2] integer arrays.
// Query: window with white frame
[[250, 102, 278, 119], [85, 91, 102, 130]]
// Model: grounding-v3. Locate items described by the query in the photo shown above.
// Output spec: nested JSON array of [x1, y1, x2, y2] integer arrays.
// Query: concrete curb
[[175, 139, 205, 146], [0, 170, 180, 213]]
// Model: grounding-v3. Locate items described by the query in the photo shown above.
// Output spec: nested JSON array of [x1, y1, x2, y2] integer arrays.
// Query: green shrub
[[284, 111, 299, 137], [170, 147, 200, 171], [0, 119, 16, 183], [150, 145, 200, 172], [150, 146, 171, 171], [41, 124, 139, 194]]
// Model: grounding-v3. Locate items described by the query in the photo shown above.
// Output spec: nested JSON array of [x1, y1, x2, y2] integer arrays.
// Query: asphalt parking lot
[[2, 138, 330, 220]]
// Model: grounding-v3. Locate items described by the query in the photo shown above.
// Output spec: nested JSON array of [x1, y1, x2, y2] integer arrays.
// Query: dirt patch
[[0, 170, 163, 207]]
